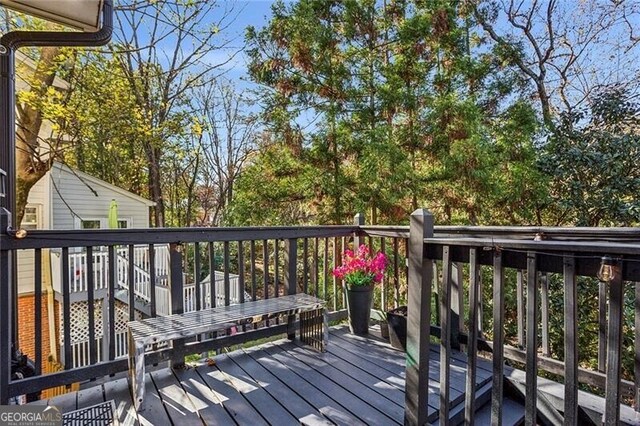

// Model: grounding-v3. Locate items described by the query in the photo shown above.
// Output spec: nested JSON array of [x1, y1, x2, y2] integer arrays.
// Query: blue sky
[[214, 0, 279, 88]]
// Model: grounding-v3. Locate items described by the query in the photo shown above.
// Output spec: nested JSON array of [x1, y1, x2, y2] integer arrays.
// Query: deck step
[[472, 397, 525, 425], [433, 380, 524, 425]]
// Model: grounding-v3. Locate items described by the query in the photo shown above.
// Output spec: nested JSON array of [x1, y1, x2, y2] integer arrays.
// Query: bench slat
[[129, 294, 325, 345], [128, 293, 327, 411]]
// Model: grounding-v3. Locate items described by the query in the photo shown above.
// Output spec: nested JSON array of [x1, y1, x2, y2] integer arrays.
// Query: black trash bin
[[386, 306, 407, 351], [11, 347, 40, 403]]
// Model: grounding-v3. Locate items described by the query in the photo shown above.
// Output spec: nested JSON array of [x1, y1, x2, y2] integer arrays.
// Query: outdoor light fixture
[[597, 256, 616, 283], [0, 0, 104, 31], [6, 227, 27, 239]]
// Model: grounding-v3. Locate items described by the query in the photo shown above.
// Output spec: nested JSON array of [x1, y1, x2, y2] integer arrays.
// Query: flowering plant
[[333, 245, 387, 288]]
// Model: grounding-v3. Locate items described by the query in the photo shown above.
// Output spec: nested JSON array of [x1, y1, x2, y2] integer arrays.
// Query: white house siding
[[17, 252, 36, 295], [49, 164, 151, 230], [17, 177, 49, 294]]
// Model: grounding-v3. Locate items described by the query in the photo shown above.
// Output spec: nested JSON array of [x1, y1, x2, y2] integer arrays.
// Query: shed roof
[[52, 162, 156, 207]]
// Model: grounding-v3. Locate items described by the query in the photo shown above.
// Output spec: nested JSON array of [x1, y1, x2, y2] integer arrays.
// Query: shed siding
[[49, 165, 150, 230]]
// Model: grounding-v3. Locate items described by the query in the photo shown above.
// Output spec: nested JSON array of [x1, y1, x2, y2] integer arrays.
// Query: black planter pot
[[344, 284, 373, 335], [387, 306, 407, 351], [379, 321, 390, 339]]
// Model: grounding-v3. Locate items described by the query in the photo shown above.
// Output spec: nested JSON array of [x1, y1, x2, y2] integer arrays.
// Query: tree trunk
[[15, 46, 61, 226], [145, 144, 164, 227]]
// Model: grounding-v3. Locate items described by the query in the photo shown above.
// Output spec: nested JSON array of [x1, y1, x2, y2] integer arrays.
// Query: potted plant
[[371, 310, 390, 340], [333, 245, 387, 335], [386, 305, 407, 351]]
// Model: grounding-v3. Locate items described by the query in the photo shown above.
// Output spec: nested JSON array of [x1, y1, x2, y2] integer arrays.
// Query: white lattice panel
[[114, 300, 141, 332], [60, 300, 104, 344]]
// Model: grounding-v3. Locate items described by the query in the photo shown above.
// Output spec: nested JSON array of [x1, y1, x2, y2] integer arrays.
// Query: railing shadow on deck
[[1, 210, 640, 425]]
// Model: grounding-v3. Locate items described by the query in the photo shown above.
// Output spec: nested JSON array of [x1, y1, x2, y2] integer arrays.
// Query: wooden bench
[[127, 293, 327, 411]]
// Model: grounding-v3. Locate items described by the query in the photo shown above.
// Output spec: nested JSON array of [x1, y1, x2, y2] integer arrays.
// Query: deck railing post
[[285, 238, 298, 340], [405, 208, 434, 426], [0, 207, 12, 404], [353, 213, 365, 248], [169, 242, 184, 368]]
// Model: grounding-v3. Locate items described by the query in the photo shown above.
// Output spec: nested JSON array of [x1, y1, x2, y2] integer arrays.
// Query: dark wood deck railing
[[2, 207, 640, 425], [398, 209, 640, 425], [0, 221, 360, 401]]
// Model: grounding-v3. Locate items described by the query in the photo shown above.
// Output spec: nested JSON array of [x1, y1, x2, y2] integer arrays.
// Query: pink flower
[[332, 244, 388, 287]]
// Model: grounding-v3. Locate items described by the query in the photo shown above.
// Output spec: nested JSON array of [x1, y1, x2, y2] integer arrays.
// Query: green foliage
[[240, 0, 546, 226], [540, 88, 640, 226], [63, 53, 149, 195]]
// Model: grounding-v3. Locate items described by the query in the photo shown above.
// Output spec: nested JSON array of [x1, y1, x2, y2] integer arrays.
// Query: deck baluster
[[635, 281, 640, 411], [525, 252, 538, 425], [263, 240, 269, 301], [464, 247, 480, 425], [149, 244, 157, 317], [323, 238, 328, 303], [194, 242, 201, 311], [62, 247, 71, 369], [238, 241, 245, 304], [169, 242, 184, 368], [34, 248, 43, 374], [452, 262, 463, 351], [599, 279, 607, 372], [223, 241, 230, 306], [313, 237, 319, 298], [274, 239, 279, 299], [86, 247, 96, 366], [564, 255, 578, 425], [541, 272, 550, 357], [128, 244, 135, 321], [250, 240, 257, 302], [333, 237, 339, 311], [393, 237, 399, 309], [516, 270, 525, 347], [108, 246, 116, 361], [209, 242, 216, 308], [302, 238, 308, 294], [440, 245, 453, 424], [491, 250, 505, 426], [381, 237, 387, 311]]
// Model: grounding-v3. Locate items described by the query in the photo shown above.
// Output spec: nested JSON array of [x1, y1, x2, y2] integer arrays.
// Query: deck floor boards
[[103, 377, 139, 426], [194, 362, 269, 426], [76, 382, 105, 409], [172, 367, 236, 426], [226, 348, 321, 420], [36, 324, 499, 425], [244, 345, 363, 426], [262, 341, 399, 426]]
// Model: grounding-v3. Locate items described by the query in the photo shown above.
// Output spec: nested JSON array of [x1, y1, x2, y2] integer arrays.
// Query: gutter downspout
[[43, 250, 57, 361], [0, 1, 112, 403]]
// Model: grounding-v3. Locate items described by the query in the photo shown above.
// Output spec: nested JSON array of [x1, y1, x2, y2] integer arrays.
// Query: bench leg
[[322, 307, 328, 352], [129, 333, 146, 412], [287, 309, 296, 341], [300, 308, 328, 352]]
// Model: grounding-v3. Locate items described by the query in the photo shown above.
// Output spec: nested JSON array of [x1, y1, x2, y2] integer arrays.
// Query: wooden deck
[[41, 325, 524, 425]]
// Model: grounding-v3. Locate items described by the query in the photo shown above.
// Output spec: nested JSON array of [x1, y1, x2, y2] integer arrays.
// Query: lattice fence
[[60, 299, 142, 367]]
